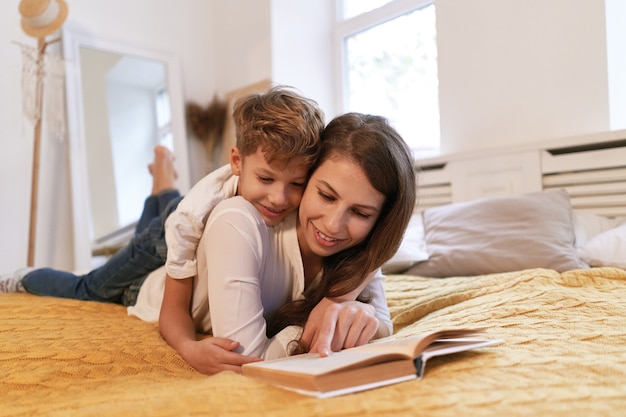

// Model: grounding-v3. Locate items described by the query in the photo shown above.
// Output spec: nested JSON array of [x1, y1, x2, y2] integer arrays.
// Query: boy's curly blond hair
[[232, 85, 325, 168]]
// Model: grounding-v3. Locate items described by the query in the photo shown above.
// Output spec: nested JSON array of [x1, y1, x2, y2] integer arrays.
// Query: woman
[[157, 113, 417, 373]]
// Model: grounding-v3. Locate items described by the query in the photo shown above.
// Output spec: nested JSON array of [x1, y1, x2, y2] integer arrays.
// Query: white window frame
[[333, 0, 436, 141]]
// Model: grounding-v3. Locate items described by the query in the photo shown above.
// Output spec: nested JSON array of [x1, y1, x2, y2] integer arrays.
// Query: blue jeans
[[22, 190, 183, 306]]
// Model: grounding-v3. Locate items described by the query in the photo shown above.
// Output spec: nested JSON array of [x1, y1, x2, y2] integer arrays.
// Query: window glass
[[344, 3, 439, 156]]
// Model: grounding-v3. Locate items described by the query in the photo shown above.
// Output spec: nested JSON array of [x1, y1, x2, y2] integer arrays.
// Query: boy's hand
[[300, 297, 379, 357], [181, 337, 262, 375]]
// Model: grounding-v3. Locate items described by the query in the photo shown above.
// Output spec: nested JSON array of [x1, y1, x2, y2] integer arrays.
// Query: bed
[[2, 131, 626, 417]]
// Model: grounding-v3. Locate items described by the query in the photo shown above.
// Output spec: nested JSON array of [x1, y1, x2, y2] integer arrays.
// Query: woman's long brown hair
[[266, 113, 417, 341]]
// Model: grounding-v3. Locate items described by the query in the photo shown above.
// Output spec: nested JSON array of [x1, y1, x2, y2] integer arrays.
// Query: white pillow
[[382, 213, 429, 274], [578, 224, 626, 269], [572, 211, 626, 248]]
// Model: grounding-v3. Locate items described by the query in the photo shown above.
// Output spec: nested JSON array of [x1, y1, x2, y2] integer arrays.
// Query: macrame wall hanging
[[17, 0, 69, 266], [16, 41, 67, 138]]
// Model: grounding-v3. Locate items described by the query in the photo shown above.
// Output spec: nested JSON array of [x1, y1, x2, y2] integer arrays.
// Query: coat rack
[[17, 0, 68, 266]]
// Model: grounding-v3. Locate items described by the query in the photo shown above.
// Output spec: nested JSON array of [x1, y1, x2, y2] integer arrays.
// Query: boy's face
[[230, 146, 309, 226]]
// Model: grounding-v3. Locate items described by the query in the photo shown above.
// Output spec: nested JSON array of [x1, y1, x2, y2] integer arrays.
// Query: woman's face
[[297, 153, 385, 258]]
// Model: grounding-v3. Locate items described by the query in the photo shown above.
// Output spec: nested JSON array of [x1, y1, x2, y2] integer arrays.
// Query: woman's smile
[[312, 223, 343, 247]]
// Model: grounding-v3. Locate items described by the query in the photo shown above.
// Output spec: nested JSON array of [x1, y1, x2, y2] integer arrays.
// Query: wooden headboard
[[415, 129, 626, 218]]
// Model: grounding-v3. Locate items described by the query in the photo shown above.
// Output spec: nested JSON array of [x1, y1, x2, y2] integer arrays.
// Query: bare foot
[[149, 146, 178, 195]]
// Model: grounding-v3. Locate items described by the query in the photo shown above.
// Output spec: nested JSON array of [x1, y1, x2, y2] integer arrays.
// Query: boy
[[0, 86, 322, 307], [129, 85, 332, 373]]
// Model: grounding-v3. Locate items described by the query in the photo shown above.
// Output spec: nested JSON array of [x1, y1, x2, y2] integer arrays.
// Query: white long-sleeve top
[[129, 196, 392, 359], [164, 164, 238, 279]]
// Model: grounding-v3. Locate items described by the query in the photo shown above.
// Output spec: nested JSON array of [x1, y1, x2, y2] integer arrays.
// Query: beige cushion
[[407, 189, 588, 277]]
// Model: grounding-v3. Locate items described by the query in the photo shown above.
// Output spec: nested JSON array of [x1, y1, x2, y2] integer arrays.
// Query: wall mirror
[[63, 28, 190, 271]]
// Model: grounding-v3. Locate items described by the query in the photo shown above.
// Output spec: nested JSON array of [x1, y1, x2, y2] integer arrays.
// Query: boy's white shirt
[[164, 164, 238, 279], [130, 197, 304, 359]]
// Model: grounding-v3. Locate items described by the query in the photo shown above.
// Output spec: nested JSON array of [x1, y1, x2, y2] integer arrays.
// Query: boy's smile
[[230, 146, 309, 226]]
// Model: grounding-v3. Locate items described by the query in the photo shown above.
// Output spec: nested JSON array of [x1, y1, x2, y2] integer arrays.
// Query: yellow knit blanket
[[2, 267, 626, 416]]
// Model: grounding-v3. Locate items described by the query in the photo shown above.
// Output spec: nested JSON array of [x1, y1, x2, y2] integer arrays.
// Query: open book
[[242, 329, 502, 398]]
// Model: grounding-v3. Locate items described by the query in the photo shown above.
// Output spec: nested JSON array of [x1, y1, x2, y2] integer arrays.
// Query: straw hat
[[19, 0, 68, 39]]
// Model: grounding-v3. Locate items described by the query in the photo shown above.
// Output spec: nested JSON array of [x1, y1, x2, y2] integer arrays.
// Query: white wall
[[209, 0, 272, 95], [436, 0, 612, 154], [270, 0, 336, 119]]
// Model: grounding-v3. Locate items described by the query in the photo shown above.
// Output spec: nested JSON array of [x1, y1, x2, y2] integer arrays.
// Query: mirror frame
[[62, 28, 190, 271]]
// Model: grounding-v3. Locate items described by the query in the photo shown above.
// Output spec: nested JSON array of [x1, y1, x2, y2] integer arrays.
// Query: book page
[[421, 338, 502, 359], [244, 350, 404, 376], [350, 329, 486, 357], [415, 338, 503, 378]]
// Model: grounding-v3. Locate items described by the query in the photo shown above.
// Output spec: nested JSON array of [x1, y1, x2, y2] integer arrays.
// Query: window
[[336, 0, 439, 157]]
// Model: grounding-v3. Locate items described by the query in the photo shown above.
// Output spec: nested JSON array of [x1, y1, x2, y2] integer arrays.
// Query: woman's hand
[[300, 297, 379, 357], [178, 336, 261, 375]]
